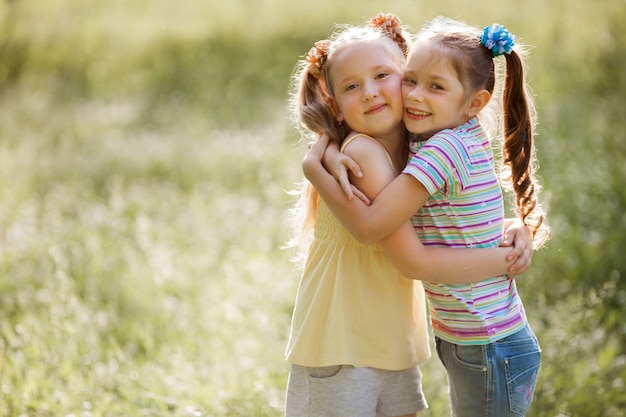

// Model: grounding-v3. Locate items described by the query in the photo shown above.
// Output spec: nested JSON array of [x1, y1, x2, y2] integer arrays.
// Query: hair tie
[[306, 40, 331, 79], [368, 13, 408, 56], [480, 24, 516, 57]]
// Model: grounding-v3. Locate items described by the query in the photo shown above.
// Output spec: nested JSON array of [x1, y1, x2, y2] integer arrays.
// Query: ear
[[467, 89, 491, 117], [327, 95, 345, 123]]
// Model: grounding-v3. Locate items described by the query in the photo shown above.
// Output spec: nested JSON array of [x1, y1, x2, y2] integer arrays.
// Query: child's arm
[[322, 140, 369, 204], [304, 137, 427, 243], [316, 138, 533, 275], [380, 221, 516, 283], [308, 135, 522, 284]]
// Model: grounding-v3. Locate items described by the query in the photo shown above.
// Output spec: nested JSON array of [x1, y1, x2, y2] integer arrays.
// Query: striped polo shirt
[[403, 118, 527, 345]]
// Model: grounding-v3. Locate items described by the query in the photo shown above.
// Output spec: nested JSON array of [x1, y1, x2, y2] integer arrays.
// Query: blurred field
[[0, 0, 624, 416]]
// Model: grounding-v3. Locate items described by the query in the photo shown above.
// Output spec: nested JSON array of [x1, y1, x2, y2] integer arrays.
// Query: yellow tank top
[[285, 134, 430, 369]]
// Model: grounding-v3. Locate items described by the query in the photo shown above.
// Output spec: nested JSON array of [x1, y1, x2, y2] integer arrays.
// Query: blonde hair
[[286, 14, 409, 263]]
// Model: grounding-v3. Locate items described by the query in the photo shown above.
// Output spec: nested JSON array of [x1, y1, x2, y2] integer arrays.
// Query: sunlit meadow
[[0, 0, 624, 416]]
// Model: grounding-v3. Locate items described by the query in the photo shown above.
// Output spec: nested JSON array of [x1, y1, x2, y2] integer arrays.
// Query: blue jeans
[[436, 324, 541, 417]]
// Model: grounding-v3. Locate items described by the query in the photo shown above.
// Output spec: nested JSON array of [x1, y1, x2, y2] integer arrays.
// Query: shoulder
[[342, 133, 396, 194], [435, 118, 487, 150], [408, 129, 469, 174], [342, 133, 383, 154], [412, 131, 464, 166], [342, 133, 390, 167], [427, 129, 465, 150]]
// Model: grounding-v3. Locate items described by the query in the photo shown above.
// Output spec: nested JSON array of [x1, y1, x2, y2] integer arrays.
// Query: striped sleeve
[[403, 131, 471, 196]]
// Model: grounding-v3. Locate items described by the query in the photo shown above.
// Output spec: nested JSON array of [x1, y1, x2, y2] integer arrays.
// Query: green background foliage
[[0, 0, 624, 415]]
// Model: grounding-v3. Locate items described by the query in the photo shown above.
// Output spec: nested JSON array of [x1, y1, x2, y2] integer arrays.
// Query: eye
[[430, 83, 444, 90], [375, 72, 389, 80], [402, 77, 416, 86], [344, 83, 358, 92]]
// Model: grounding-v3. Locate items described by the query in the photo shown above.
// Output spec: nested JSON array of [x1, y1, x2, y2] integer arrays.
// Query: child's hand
[[321, 138, 368, 203], [303, 134, 329, 165], [302, 134, 370, 206], [501, 219, 533, 278], [327, 152, 361, 200]]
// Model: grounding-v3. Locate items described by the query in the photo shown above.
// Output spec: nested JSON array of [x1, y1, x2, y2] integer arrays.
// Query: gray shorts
[[285, 364, 428, 417]]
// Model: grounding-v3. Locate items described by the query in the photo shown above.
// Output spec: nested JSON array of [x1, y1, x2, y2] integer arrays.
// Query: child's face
[[401, 43, 471, 139], [328, 41, 404, 140]]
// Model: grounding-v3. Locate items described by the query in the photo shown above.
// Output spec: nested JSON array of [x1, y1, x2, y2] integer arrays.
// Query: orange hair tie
[[367, 13, 407, 56], [306, 40, 331, 79]]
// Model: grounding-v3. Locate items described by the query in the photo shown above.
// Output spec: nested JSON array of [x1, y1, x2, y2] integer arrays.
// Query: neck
[[369, 124, 409, 172]]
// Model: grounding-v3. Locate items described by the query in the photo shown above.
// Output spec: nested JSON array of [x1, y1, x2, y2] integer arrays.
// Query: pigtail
[[296, 40, 349, 145], [501, 49, 548, 246], [286, 14, 409, 262], [368, 13, 410, 58], [286, 41, 346, 261], [474, 23, 548, 246], [501, 51, 535, 219], [298, 72, 348, 146], [297, 41, 351, 249]]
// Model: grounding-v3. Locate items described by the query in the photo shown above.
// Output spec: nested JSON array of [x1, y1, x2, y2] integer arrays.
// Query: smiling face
[[327, 40, 405, 141], [401, 42, 473, 139]]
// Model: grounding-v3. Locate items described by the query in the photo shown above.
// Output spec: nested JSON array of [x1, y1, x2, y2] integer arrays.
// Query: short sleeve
[[402, 132, 471, 196]]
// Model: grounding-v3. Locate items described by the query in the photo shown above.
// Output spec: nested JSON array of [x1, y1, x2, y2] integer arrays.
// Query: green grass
[[0, 0, 625, 416]]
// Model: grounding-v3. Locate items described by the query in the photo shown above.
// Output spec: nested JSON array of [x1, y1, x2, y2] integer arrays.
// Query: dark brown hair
[[415, 17, 548, 246]]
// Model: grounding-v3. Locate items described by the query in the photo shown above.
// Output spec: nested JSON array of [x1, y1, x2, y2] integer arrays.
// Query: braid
[[502, 51, 546, 241], [412, 18, 549, 247]]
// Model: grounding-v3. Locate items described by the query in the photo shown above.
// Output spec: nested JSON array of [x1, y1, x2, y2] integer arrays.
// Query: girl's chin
[[405, 127, 435, 140]]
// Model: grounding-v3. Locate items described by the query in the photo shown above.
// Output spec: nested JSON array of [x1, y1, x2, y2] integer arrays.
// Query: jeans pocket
[[452, 344, 486, 370], [504, 347, 541, 415]]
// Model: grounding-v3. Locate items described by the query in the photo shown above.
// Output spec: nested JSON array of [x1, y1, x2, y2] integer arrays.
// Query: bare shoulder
[[342, 133, 395, 193], [342, 133, 388, 166]]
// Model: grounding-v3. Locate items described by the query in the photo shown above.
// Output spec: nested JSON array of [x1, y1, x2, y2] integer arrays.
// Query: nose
[[363, 81, 379, 101], [406, 85, 424, 102]]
